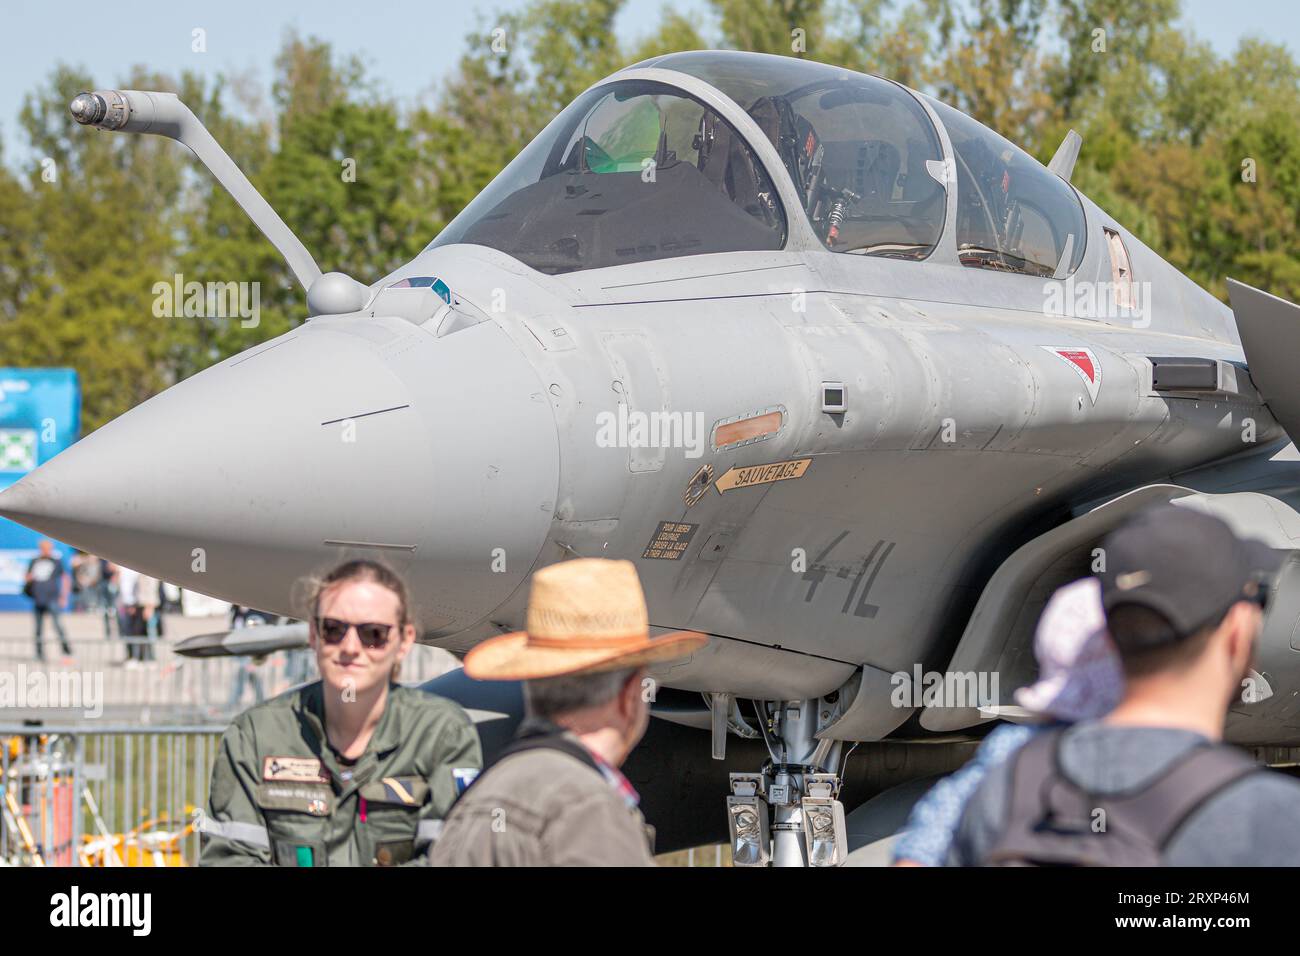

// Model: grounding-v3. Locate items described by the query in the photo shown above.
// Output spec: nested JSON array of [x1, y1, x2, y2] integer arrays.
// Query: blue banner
[[0, 368, 80, 611]]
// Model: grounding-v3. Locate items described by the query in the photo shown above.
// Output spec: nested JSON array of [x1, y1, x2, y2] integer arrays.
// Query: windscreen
[[427, 80, 786, 274]]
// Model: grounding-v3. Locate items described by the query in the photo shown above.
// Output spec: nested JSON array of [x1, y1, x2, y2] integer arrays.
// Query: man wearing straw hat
[[429, 558, 707, 866]]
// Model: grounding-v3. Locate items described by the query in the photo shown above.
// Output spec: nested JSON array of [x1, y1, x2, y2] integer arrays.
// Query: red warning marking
[[1055, 349, 1095, 383], [1040, 346, 1103, 405]]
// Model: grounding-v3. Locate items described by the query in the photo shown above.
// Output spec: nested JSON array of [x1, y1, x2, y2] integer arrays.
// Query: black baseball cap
[[1098, 504, 1281, 647]]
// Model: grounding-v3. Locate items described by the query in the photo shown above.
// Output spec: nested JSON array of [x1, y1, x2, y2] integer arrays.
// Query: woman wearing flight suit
[[199, 560, 482, 866]]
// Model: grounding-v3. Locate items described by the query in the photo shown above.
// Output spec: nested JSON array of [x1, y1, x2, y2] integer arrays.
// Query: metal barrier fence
[[0, 725, 736, 867], [0, 725, 220, 867]]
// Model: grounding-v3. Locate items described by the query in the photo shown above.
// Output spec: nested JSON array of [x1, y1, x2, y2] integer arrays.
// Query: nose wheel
[[725, 699, 848, 867]]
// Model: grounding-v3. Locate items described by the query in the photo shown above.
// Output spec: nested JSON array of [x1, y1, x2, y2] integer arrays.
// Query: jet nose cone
[[0, 478, 44, 522], [5, 317, 559, 632]]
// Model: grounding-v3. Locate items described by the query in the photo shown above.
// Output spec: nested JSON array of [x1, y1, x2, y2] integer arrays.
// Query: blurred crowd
[[26, 540, 173, 665]]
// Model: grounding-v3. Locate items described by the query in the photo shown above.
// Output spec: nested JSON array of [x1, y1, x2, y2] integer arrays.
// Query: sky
[[0, 0, 1295, 166]]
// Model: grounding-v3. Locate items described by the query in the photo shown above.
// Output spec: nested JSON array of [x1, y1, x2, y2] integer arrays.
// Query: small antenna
[[1048, 129, 1083, 183]]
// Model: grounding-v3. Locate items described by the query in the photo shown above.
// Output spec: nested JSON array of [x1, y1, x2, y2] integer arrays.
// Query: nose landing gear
[[725, 698, 849, 867]]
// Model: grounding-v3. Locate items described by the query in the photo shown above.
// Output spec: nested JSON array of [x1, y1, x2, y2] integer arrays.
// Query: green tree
[[3, 66, 189, 430]]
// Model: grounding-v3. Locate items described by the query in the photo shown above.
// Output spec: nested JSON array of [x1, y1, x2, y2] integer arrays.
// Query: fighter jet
[[7, 50, 1300, 865]]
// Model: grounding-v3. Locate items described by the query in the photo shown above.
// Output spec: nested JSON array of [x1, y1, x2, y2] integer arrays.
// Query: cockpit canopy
[[927, 98, 1085, 277], [429, 79, 786, 274], [429, 51, 1085, 278], [650, 51, 948, 260]]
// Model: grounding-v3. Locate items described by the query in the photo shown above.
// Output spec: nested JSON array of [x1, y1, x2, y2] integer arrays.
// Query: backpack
[[22, 558, 36, 598], [983, 727, 1260, 866]]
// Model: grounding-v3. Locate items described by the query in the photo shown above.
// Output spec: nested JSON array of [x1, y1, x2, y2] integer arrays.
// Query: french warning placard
[[642, 521, 698, 560]]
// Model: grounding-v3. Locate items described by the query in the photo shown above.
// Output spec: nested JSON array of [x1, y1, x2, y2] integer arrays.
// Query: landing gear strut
[[725, 698, 848, 867]]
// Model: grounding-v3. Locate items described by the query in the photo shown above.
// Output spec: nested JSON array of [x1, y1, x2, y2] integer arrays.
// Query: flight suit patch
[[452, 768, 479, 795], [255, 782, 334, 815], [273, 841, 325, 867], [360, 776, 430, 806], [263, 756, 330, 783]]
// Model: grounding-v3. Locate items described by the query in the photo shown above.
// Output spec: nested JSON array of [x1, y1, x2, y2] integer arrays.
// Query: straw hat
[[464, 559, 708, 680]]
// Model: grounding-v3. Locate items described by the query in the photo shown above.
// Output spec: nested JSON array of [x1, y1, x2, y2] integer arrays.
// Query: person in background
[[116, 565, 139, 665], [201, 560, 481, 866], [97, 559, 119, 639], [70, 551, 99, 612], [891, 577, 1123, 866], [225, 606, 272, 711], [430, 558, 707, 867], [282, 644, 313, 689], [25, 539, 72, 663], [950, 505, 1300, 866], [135, 573, 161, 663]]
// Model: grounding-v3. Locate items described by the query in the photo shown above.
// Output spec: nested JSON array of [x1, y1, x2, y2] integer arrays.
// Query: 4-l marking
[[802, 532, 895, 619]]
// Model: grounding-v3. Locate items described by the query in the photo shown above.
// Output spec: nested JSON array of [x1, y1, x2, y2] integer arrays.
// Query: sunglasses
[[315, 617, 394, 649]]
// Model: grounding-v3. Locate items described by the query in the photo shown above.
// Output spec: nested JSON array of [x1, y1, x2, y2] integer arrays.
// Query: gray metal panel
[[1230, 278, 1300, 443], [648, 633, 855, 701], [921, 483, 1190, 732], [814, 664, 917, 742]]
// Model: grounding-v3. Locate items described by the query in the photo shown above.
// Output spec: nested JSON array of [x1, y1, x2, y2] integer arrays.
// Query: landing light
[[800, 773, 847, 867], [727, 773, 770, 867]]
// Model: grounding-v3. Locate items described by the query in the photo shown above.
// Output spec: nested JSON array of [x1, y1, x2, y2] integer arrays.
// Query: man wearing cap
[[428, 558, 707, 866], [950, 504, 1300, 866]]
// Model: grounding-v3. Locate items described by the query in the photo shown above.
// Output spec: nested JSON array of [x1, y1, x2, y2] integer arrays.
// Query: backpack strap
[[449, 718, 601, 809], [489, 719, 602, 777], [1100, 743, 1260, 850], [1000, 727, 1088, 828]]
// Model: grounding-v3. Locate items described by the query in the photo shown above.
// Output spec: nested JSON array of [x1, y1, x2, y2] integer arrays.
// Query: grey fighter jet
[[7, 51, 1300, 865]]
